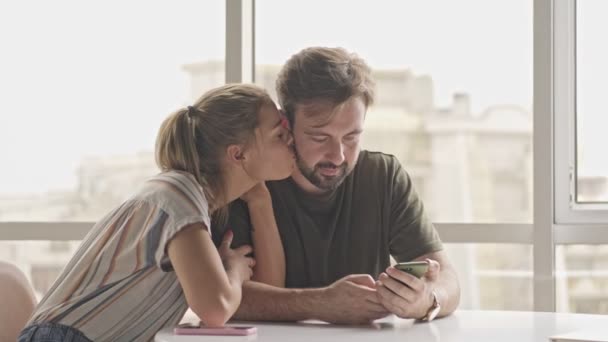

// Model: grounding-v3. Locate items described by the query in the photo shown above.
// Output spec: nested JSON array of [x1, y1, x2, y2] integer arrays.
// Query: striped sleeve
[[143, 171, 212, 271]]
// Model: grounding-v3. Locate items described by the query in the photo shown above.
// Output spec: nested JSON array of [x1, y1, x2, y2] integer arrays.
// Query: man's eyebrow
[[346, 129, 363, 135]]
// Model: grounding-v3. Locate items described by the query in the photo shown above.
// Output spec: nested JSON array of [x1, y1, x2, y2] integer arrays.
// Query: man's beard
[[294, 148, 350, 192]]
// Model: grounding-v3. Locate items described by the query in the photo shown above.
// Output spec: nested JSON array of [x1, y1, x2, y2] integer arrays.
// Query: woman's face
[[242, 102, 295, 181]]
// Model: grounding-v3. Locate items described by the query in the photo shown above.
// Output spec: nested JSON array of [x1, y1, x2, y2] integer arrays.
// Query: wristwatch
[[421, 290, 441, 322]]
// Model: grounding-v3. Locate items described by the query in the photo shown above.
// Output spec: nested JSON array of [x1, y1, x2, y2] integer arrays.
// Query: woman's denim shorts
[[18, 322, 92, 342]]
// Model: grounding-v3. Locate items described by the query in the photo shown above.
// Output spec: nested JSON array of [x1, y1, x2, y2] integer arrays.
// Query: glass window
[[445, 244, 532, 311], [575, 0, 608, 203], [0, 241, 81, 300], [255, 0, 532, 223], [0, 0, 225, 221], [556, 245, 608, 314]]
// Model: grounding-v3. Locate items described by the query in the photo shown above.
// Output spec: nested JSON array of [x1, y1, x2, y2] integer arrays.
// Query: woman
[[19, 84, 294, 341]]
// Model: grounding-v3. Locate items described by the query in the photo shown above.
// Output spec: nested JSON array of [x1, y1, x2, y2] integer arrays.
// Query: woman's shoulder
[[136, 170, 210, 218]]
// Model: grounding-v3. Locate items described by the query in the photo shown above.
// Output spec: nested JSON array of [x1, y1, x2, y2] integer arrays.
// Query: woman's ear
[[226, 144, 245, 163], [279, 109, 291, 130]]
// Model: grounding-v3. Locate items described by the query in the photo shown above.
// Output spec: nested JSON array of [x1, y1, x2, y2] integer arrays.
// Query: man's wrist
[[419, 290, 441, 321], [293, 287, 325, 320]]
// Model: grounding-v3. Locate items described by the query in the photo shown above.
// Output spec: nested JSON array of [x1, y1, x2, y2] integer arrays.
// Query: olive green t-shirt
[[212, 150, 443, 288]]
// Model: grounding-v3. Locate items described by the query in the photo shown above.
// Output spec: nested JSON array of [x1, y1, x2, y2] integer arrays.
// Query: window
[[554, 0, 608, 222], [556, 245, 608, 314], [0, 0, 225, 221], [0, 1, 224, 295], [445, 244, 533, 311], [575, 0, 608, 204], [0, 241, 80, 299], [552, 0, 608, 314]]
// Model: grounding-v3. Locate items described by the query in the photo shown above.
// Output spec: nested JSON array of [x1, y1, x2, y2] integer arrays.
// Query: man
[[213, 47, 460, 324]]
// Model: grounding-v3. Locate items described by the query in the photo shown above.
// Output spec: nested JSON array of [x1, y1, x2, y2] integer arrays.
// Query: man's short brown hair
[[276, 47, 375, 125]]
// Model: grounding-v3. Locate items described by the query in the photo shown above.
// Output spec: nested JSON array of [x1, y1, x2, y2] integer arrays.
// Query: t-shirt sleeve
[[155, 210, 211, 272], [147, 176, 212, 272], [389, 160, 443, 262]]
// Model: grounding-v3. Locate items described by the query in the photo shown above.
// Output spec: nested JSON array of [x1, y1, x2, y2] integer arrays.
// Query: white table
[[155, 310, 608, 342]]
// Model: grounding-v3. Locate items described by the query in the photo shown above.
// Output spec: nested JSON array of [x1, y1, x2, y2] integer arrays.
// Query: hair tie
[[186, 106, 196, 119]]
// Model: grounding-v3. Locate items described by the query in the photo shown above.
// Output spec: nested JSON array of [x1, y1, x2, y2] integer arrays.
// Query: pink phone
[[174, 323, 257, 336]]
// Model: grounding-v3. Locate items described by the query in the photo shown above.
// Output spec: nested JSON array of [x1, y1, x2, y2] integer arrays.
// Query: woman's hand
[[218, 230, 255, 284]]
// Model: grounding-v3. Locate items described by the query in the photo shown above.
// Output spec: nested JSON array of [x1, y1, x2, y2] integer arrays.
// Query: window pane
[[575, 1, 608, 203], [255, 0, 532, 223], [0, 0, 225, 221], [556, 245, 608, 314], [0, 241, 81, 300], [444, 244, 532, 311]]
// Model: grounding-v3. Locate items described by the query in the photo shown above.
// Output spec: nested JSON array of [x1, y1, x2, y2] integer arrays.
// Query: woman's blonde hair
[[155, 84, 273, 219]]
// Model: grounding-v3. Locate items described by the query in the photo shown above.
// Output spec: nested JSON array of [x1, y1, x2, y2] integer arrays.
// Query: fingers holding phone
[[375, 260, 436, 319], [423, 258, 441, 282]]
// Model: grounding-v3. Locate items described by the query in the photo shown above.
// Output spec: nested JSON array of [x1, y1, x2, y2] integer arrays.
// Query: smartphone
[[174, 323, 257, 336], [393, 261, 429, 278]]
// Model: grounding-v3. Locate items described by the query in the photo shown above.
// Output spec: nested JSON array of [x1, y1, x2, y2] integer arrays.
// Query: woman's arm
[[168, 225, 254, 327], [241, 183, 286, 287]]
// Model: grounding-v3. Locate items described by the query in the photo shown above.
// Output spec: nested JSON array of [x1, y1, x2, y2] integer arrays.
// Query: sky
[[2, 0, 602, 196]]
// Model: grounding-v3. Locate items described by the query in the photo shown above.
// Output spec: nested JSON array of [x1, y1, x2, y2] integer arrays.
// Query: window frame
[[554, 0, 608, 223]]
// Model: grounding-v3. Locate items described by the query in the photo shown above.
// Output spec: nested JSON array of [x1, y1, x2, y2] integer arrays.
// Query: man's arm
[[232, 281, 318, 322], [233, 275, 389, 324], [383, 158, 460, 318]]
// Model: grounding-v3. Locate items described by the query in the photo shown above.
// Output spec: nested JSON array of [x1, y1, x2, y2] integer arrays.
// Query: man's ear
[[226, 144, 246, 163]]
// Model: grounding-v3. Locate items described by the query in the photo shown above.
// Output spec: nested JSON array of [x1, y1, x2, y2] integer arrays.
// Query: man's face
[[290, 96, 366, 193]]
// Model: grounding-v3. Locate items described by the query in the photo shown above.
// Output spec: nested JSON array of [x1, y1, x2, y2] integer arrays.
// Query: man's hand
[[316, 274, 390, 325], [376, 259, 440, 319]]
